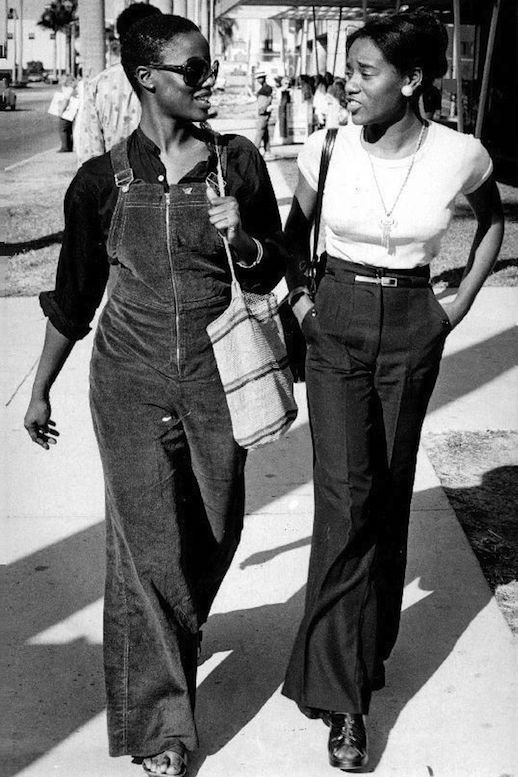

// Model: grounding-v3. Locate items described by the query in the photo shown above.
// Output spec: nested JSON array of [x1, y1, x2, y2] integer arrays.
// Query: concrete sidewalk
[[2, 138, 517, 777]]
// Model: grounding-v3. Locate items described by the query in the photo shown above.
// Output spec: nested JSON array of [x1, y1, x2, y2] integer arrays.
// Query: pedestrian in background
[[24, 14, 285, 777], [282, 8, 503, 771], [312, 75, 328, 130], [74, 2, 162, 165], [0, 75, 16, 111], [253, 70, 273, 158], [276, 75, 292, 144], [47, 74, 78, 152], [325, 77, 348, 128], [299, 74, 315, 137]]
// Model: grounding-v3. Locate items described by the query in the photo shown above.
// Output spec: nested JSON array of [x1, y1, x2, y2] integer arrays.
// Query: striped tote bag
[[207, 278, 298, 449]]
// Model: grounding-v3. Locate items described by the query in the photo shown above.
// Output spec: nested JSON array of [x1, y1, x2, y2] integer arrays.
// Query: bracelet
[[236, 237, 263, 268], [288, 285, 310, 307]]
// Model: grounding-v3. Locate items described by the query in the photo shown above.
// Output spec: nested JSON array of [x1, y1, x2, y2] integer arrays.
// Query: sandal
[[141, 747, 187, 776]]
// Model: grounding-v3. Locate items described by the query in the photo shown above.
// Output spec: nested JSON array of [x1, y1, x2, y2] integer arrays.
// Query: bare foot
[[142, 749, 187, 776]]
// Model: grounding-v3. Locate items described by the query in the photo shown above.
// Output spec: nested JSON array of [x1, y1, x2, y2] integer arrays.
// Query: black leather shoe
[[326, 712, 368, 771]]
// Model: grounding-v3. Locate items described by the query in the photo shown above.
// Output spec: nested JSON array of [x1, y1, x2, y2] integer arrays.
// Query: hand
[[300, 307, 321, 343], [206, 186, 242, 242], [437, 298, 466, 330], [24, 397, 59, 450]]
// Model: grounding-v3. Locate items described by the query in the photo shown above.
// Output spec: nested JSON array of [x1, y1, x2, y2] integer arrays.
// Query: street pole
[[475, 0, 501, 138], [312, 5, 318, 75], [208, 0, 214, 58], [17, 0, 23, 83], [452, 0, 464, 132], [11, 9, 17, 84], [332, 6, 343, 76]]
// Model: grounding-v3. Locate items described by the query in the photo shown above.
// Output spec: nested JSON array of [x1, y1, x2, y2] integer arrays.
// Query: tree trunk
[[52, 35, 57, 80], [79, 0, 105, 79]]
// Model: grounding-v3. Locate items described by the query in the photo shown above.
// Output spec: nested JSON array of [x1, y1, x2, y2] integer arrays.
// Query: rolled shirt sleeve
[[226, 135, 286, 293], [40, 164, 111, 340]]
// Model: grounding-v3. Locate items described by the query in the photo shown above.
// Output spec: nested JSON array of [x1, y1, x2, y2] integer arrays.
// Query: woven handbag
[[206, 147, 298, 449]]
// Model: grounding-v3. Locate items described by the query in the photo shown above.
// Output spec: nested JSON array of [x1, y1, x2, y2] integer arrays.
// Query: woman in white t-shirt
[[281, 9, 503, 771]]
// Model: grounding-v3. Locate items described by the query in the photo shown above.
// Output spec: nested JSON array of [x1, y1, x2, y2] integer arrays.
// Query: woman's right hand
[[24, 397, 59, 450], [300, 307, 321, 343]]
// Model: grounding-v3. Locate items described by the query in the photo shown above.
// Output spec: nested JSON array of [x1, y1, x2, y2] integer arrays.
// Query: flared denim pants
[[89, 142, 245, 758], [282, 256, 451, 717]]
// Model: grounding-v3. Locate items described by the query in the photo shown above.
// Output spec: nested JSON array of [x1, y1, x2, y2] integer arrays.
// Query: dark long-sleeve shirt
[[40, 127, 284, 340]]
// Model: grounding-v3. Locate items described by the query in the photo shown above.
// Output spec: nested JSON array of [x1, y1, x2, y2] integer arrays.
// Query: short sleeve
[[297, 129, 327, 191], [461, 135, 493, 195]]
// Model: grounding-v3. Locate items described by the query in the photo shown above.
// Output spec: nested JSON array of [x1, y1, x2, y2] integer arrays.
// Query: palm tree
[[38, 0, 78, 80], [78, 0, 106, 79]]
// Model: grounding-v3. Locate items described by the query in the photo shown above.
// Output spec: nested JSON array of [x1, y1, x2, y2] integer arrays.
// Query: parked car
[[27, 73, 44, 83], [0, 77, 16, 110]]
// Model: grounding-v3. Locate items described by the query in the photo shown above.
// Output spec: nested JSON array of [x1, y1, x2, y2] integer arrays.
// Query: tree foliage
[[38, 0, 78, 34]]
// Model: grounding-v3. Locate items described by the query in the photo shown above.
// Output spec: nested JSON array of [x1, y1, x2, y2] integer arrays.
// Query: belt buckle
[[381, 276, 398, 287], [354, 274, 379, 285]]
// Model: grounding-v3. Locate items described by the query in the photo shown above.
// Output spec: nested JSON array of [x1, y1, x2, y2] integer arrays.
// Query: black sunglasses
[[149, 57, 219, 88]]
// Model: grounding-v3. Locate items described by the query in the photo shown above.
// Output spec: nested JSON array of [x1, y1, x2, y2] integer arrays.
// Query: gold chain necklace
[[364, 123, 426, 254]]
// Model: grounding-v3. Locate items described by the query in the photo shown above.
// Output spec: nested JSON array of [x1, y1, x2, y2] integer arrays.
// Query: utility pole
[[16, 0, 23, 83], [10, 7, 17, 84]]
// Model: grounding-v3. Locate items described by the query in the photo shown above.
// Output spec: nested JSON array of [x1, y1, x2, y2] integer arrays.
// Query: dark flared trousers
[[282, 256, 451, 716]]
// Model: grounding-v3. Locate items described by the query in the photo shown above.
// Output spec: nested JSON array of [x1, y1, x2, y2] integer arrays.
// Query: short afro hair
[[121, 14, 200, 95]]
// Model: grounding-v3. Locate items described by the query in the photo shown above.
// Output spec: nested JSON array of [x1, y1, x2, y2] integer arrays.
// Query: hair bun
[[400, 7, 448, 81]]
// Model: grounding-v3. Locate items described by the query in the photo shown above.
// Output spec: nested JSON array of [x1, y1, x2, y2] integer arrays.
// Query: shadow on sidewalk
[[188, 481, 492, 775], [0, 231, 63, 256], [4, 318, 514, 773], [2, 523, 106, 776]]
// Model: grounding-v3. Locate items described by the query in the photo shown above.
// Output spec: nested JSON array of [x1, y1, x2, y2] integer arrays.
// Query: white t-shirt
[[298, 121, 493, 268]]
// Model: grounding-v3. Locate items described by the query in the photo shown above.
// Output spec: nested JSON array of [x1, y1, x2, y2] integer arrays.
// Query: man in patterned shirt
[[75, 3, 162, 166]]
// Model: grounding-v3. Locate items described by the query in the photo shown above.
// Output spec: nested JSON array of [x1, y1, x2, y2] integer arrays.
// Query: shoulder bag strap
[[309, 128, 338, 293]]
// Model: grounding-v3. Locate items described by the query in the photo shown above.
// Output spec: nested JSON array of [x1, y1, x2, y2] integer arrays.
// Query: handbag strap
[[214, 141, 240, 293], [309, 128, 338, 292]]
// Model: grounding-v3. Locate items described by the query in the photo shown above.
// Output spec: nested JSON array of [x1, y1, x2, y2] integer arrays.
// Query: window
[[28, 32, 35, 40], [50, 32, 55, 40]]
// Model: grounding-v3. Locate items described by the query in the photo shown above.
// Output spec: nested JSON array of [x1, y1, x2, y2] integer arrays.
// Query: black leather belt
[[325, 255, 430, 288], [352, 273, 428, 288]]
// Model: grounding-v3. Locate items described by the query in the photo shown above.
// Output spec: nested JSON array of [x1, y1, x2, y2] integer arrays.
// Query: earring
[[401, 85, 413, 97]]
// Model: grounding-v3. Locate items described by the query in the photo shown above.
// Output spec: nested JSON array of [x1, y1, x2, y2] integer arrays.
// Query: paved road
[[0, 84, 60, 169]]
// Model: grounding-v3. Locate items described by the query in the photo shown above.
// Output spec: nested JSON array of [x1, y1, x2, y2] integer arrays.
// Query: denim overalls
[[89, 140, 246, 758]]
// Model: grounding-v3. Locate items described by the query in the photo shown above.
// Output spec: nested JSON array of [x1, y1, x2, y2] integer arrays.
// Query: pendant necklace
[[365, 123, 426, 254]]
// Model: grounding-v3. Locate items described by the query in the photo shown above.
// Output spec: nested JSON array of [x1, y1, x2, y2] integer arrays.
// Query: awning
[[217, 0, 483, 24], [215, 0, 502, 138]]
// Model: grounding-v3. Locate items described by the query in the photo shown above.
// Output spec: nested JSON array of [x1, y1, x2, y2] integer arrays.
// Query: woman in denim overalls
[[24, 15, 285, 776]]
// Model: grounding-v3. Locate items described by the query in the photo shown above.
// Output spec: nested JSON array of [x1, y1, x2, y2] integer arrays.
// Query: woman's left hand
[[207, 188, 243, 243], [438, 298, 466, 330]]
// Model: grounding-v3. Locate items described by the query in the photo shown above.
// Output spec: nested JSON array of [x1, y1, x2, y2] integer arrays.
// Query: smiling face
[[345, 37, 408, 127], [145, 31, 215, 122]]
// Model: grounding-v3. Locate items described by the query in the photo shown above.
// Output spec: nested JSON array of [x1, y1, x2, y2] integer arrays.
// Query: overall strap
[[309, 128, 338, 293], [110, 139, 134, 192]]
